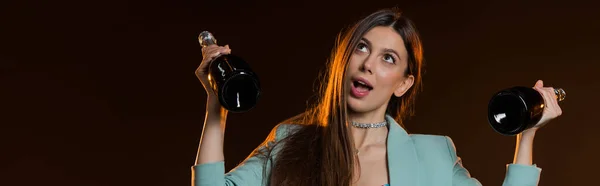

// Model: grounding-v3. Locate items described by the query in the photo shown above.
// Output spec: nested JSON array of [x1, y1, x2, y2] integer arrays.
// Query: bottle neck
[[199, 31, 217, 47]]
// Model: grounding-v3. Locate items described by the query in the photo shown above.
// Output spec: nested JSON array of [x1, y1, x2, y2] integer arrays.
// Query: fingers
[[534, 80, 544, 88], [533, 84, 563, 117], [536, 86, 553, 105], [223, 45, 231, 55], [530, 80, 564, 129], [202, 45, 230, 54], [197, 45, 232, 76], [201, 45, 232, 63], [548, 87, 562, 116]]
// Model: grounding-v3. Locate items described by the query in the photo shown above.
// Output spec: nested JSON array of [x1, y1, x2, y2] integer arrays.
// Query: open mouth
[[352, 80, 373, 91]]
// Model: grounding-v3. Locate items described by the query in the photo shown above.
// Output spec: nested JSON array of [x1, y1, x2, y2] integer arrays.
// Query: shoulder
[[272, 123, 304, 140], [409, 134, 452, 148], [248, 123, 304, 158], [268, 112, 312, 140], [408, 134, 459, 161]]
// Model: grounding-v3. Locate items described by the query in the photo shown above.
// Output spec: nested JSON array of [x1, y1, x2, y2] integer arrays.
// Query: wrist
[[521, 128, 537, 139], [206, 97, 227, 116], [513, 131, 536, 165], [207, 96, 219, 107]]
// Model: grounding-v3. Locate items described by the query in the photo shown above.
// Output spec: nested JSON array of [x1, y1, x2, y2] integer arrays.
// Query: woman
[[192, 8, 562, 186]]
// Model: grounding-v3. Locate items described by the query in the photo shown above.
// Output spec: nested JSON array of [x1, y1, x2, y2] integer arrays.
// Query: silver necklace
[[350, 121, 388, 128], [350, 120, 388, 155]]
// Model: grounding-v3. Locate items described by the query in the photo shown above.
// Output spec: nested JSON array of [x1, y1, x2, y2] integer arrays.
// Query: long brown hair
[[261, 8, 424, 186]]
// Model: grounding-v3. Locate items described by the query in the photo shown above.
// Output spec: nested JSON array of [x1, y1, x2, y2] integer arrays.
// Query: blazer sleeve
[[191, 124, 296, 186], [444, 136, 542, 186]]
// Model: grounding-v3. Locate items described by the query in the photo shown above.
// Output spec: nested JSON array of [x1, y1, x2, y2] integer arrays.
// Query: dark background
[[2, 0, 599, 185]]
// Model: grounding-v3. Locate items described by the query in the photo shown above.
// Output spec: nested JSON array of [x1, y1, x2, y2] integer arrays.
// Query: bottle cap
[[554, 88, 566, 102], [199, 31, 217, 47]]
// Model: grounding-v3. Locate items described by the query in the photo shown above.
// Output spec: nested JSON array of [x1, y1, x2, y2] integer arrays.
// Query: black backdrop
[[3, 0, 599, 185]]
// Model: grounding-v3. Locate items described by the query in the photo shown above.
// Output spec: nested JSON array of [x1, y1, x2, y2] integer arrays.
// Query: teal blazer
[[192, 115, 541, 186]]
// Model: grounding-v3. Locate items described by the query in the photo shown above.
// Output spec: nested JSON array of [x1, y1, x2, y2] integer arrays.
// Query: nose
[[360, 55, 375, 74]]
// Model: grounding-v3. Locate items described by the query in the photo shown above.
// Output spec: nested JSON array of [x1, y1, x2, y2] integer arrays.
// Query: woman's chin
[[347, 96, 388, 115], [347, 98, 370, 113]]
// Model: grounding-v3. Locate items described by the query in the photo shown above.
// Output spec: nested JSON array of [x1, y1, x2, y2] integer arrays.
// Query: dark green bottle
[[487, 86, 565, 135], [199, 31, 261, 113]]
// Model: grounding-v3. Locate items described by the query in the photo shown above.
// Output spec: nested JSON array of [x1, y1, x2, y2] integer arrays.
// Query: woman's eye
[[356, 43, 368, 53], [383, 54, 395, 63]]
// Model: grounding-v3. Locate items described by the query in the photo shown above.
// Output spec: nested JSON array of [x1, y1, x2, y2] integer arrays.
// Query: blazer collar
[[386, 115, 420, 186]]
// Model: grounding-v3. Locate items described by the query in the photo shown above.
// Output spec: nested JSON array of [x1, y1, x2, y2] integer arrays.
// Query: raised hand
[[529, 80, 564, 131], [195, 44, 231, 99]]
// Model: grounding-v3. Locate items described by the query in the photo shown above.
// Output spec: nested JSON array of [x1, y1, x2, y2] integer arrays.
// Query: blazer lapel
[[386, 115, 420, 186]]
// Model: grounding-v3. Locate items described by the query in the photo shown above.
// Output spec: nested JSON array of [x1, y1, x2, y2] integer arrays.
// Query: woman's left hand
[[527, 80, 563, 132]]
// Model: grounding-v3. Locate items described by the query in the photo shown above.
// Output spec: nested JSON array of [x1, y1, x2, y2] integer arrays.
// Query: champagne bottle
[[487, 86, 566, 135], [199, 31, 261, 113]]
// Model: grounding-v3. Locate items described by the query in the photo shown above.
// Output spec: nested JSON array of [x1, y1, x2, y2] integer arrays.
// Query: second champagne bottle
[[487, 86, 566, 135], [199, 31, 261, 113]]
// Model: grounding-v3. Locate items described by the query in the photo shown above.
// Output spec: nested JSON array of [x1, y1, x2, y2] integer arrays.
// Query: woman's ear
[[394, 75, 414, 97]]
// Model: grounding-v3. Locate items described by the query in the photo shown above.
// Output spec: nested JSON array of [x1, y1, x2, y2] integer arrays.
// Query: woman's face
[[345, 26, 414, 114]]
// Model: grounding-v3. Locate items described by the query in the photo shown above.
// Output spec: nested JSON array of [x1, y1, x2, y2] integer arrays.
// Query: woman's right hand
[[194, 43, 232, 166], [194, 45, 231, 166], [195, 44, 232, 100]]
